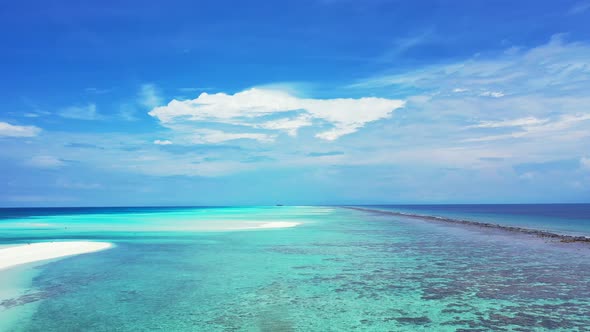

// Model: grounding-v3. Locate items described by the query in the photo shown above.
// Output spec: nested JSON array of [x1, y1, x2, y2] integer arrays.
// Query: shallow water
[[1, 206, 589, 331]]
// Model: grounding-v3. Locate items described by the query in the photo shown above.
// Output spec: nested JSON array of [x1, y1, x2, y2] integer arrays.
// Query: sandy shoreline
[[0, 241, 114, 270]]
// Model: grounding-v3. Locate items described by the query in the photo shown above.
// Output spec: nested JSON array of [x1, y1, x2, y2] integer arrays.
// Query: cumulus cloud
[[149, 88, 404, 141], [154, 139, 173, 145], [0, 122, 41, 137], [58, 103, 99, 120], [257, 115, 313, 137]]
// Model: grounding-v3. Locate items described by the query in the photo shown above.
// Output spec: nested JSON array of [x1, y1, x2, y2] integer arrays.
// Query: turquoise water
[[1, 206, 589, 331]]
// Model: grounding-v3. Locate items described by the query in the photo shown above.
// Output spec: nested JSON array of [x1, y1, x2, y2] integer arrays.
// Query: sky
[[1, 0, 590, 206]]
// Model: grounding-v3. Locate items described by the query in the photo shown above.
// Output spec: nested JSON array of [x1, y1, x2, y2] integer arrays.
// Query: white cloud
[[58, 104, 99, 120], [479, 91, 505, 98], [519, 172, 536, 180], [56, 179, 102, 189], [468, 116, 548, 128], [249, 35, 582, 192], [355, 35, 590, 96], [315, 126, 359, 141], [462, 132, 527, 143], [139, 84, 162, 109], [4, 36, 588, 183], [0, 122, 41, 137], [154, 139, 173, 145], [149, 88, 404, 141], [376, 30, 434, 61], [187, 129, 274, 144], [257, 115, 312, 136], [27, 155, 65, 168], [464, 113, 590, 142], [354, 36, 590, 149]]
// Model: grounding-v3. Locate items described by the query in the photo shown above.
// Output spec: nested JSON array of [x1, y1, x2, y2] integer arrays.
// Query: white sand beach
[[0, 241, 113, 270]]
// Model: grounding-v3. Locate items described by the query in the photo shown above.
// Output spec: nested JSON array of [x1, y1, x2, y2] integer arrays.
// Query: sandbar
[[255, 222, 301, 229], [0, 241, 113, 270]]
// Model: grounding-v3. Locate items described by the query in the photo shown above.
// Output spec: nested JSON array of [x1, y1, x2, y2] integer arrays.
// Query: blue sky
[[1, 0, 590, 206]]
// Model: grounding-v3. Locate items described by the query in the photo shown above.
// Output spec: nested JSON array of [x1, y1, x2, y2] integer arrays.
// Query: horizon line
[[1, 202, 589, 209]]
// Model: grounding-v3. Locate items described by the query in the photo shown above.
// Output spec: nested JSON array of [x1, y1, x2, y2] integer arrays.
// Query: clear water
[[0, 206, 589, 331]]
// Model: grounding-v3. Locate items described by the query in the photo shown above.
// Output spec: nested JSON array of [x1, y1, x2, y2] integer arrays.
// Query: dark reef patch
[[344, 207, 590, 244]]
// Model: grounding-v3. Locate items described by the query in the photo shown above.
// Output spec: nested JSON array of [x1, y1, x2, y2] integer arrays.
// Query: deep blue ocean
[[364, 204, 590, 236]]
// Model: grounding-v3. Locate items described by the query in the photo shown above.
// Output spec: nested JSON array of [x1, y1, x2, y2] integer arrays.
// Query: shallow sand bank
[[255, 222, 301, 229], [0, 241, 113, 270]]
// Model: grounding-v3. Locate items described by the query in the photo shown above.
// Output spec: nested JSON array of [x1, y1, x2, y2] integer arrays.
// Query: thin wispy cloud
[[0, 121, 41, 137], [479, 91, 505, 98], [188, 129, 274, 144], [56, 179, 102, 189], [376, 30, 435, 62], [467, 117, 549, 129], [118, 103, 139, 121], [307, 151, 345, 157], [464, 114, 590, 142], [354, 35, 590, 147], [354, 35, 590, 94], [139, 84, 163, 109], [569, 1, 590, 14], [58, 103, 100, 120], [26, 155, 65, 168]]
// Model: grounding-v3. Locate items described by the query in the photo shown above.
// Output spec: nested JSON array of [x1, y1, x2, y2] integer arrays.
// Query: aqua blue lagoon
[[1, 205, 589, 331]]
